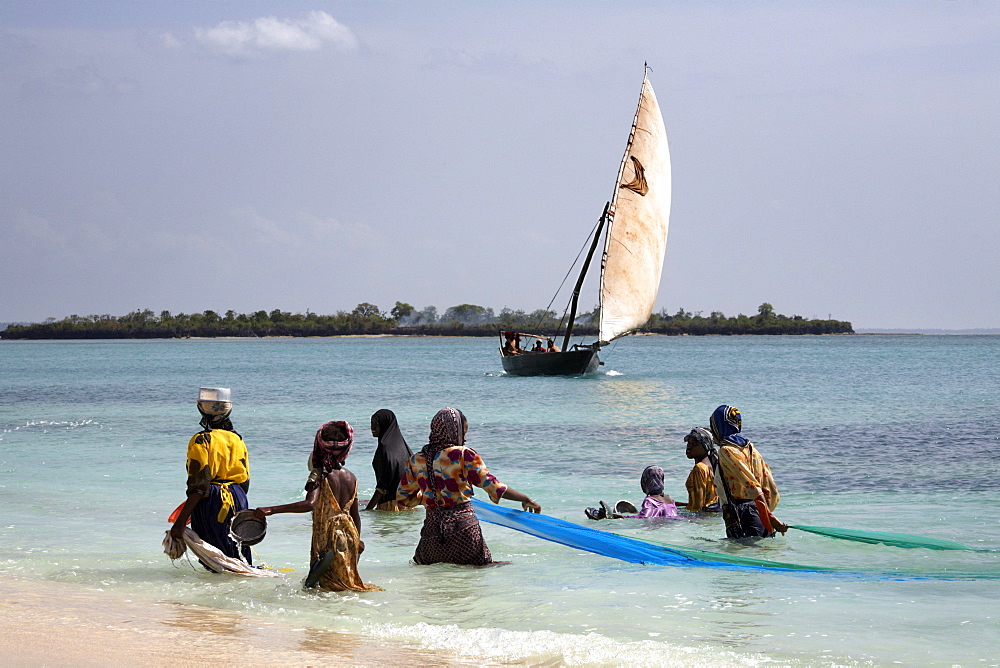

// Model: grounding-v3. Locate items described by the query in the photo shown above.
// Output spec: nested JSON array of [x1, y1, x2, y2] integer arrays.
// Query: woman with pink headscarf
[[398, 408, 541, 566]]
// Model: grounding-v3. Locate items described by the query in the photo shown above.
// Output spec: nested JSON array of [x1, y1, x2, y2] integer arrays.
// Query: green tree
[[390, 301, 415, 321], [443, 304, 494, 324], [352, 302, 383, 318]]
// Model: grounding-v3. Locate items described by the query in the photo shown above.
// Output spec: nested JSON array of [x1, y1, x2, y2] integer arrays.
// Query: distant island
[[1, 302, 852, 339], [856, 328, 1000, 335]]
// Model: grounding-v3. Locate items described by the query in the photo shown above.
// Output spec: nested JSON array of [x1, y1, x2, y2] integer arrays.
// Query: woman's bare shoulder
[[324, 468, 358, 486]]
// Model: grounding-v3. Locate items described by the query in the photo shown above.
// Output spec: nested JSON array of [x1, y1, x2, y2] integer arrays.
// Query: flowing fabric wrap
[[162, 528, 278, 577]]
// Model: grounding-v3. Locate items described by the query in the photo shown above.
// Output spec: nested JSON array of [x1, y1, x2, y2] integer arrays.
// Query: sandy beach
[[0, 576, 479, 667]]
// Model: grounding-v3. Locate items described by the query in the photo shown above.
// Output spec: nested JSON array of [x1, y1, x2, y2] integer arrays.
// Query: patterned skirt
[[413, 502, 492, 566]]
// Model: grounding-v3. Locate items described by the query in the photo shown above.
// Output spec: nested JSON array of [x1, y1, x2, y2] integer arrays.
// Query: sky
[[2, 1, 998, 329]]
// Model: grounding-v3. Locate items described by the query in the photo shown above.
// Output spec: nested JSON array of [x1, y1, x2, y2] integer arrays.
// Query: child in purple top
[[585, 465, 679, 520]]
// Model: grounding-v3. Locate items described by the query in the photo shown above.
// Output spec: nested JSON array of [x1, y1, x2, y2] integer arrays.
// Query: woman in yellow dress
[[169, 387, 253, 567]]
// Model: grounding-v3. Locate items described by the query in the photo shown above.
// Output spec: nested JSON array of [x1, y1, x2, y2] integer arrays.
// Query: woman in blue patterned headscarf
[[709, 405, 786, 540]]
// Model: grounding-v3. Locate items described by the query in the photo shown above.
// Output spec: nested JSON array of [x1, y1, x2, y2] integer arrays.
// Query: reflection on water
[[364, 508, 423, 544], [589, 374, 678, 425], [163, 602, 244, 636], [403, 562, 495, 625]]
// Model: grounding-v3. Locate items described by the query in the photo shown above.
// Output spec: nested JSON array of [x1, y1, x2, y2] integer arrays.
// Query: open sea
[[1, 335, 998, 666]]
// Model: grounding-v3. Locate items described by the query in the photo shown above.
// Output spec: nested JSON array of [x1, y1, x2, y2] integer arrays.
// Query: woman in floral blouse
[[709, 405, 787, 539], [398, 407, 541, 565]]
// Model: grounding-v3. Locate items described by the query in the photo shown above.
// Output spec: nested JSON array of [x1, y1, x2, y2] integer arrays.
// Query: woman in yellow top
[[169, 387, 252, 566], [709, 405, 786, 539], [676, 427, 719, 512]]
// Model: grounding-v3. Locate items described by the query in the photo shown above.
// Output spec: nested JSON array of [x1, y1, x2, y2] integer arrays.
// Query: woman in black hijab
[[365, 409, 414, 511]]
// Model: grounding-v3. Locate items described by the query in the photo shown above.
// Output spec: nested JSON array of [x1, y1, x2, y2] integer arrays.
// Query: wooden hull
[[501, 349, 600, 376]]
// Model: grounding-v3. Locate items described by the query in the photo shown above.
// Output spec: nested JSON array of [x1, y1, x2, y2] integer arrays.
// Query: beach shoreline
[[0, 575, 479, 667]]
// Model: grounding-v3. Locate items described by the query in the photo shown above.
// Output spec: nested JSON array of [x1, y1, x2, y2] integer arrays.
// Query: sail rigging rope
[[539, 216, 604, 337]]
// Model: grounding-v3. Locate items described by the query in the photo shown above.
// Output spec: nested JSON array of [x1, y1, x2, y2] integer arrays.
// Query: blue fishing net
[[470, 499, 1000, 580], [470, 499, 832, 573]]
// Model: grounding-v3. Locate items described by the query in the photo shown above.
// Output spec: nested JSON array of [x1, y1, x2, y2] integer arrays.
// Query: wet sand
[[0, 576, 478, 667]]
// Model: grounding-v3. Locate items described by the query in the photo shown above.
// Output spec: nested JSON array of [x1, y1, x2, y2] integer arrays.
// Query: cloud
[[190, 11, 358, 58]]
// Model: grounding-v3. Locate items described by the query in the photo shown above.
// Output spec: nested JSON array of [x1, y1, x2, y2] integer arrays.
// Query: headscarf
[[311, 420, 354, 472], [640, 465, 665, 496], [371, 409, 413, 495], [710, 405, 748, 447], [422, 407, 466, 458], [684, 427, 715, 455], [198, 406, 239, 436]]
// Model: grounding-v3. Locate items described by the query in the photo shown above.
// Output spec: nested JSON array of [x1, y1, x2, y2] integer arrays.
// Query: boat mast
[[562, 202, 609, 353]]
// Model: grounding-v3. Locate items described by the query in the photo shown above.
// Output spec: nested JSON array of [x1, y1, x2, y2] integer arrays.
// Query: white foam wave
[[3, 419, 98, 433], [364, 621, 773, 666]]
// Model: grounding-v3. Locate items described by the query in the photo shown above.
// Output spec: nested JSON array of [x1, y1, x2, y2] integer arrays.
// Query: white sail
[[598, 77, 671, 345]]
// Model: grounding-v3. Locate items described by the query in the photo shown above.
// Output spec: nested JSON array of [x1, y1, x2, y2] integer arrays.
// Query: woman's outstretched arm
[[501, 487, 541, 513], [254, 487, 319, 517]]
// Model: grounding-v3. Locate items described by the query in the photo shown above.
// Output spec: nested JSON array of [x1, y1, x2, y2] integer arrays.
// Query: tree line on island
[[1, 302, 852, 339]]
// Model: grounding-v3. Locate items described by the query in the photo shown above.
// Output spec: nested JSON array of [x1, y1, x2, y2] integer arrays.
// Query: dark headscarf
[[371, 409, 413, 498], [311, 420, 354, 472], [684, 427, 715, 455], [710, 405, 748, 447], [640, 465, 665, 496], [422, 407, 466, 458], [198, 407, 239, 437]]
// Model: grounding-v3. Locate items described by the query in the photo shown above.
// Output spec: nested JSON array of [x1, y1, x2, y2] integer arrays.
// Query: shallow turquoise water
[[1, 335, 998, 665]]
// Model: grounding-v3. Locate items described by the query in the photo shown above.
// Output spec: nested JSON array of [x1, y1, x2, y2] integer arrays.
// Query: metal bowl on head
[[229, 509, 266, 546]]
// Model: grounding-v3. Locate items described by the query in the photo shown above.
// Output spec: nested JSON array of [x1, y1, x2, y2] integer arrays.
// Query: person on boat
[[169, 387, 253, 567], [502, 331, 520, 356], [364, 409, 413, 511], [398, 407, 541, 565], [253, 421, 380, 591], [532, 340, 545, 353], [674, 427, 720, 512], [584, 465, 679, 520], [546, 339, 560, 353], [709, 405, 786, 539]]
